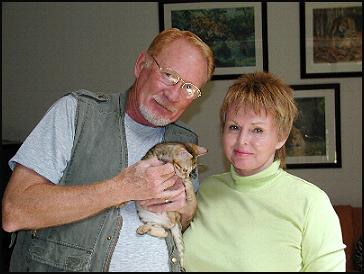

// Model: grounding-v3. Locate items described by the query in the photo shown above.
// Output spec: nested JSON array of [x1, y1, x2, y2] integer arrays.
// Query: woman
[[183, 72, 346, 271]]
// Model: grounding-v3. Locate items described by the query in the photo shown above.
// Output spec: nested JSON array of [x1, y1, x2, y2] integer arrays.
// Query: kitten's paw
[[149, 225, 168, 238], [137, 224, 168, 238], [164, 222, 174, 229], [136, 225, 151, 235]]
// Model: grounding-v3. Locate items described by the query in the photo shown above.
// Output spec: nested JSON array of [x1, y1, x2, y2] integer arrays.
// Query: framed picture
[[286, 84, 341, 169], [159, 1, 268, 80], [300, 2, 362, 78]]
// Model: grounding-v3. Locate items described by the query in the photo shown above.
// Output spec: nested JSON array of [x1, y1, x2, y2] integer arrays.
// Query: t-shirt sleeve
[[301, 191, 346, 271], [9, 95, 77, 183]]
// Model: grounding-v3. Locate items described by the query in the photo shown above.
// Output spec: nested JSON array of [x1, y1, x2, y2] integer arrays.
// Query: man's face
[[132, 39, 208, 127]]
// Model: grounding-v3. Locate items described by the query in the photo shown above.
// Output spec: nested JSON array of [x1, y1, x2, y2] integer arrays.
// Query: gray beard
[[139, 105, 172, 127]]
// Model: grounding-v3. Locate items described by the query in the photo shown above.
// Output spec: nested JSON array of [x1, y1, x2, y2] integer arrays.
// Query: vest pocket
[[28, 238, 93, 271]]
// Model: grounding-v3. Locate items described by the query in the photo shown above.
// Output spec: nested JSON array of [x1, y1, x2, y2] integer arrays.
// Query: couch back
[[334, 205, 362, 272]]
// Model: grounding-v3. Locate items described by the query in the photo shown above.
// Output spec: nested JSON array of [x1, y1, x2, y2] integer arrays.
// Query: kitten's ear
[[184, 143, 208, 157], [179, 150, 193, 160]]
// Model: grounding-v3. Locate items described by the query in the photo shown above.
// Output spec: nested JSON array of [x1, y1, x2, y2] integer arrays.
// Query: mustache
[[153, 95, 177, 113]]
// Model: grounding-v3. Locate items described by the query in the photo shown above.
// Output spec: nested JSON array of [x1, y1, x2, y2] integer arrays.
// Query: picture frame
[[159, 1, 268, 80], [286, 84, 341, 169], [300, 2, 362, 78]]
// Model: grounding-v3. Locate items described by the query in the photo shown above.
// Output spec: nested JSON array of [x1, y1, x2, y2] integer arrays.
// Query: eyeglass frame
[[149, 55, 202, 99]]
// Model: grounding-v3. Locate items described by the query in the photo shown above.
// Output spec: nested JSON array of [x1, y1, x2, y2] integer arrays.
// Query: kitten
[[135, 142, 207, 268]]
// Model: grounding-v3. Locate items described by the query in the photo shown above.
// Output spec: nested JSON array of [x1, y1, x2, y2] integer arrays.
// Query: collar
[[228, 161, 282, 191]]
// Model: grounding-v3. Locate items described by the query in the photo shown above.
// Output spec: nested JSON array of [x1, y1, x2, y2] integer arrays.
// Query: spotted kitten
[[135, 142, 207, 268]]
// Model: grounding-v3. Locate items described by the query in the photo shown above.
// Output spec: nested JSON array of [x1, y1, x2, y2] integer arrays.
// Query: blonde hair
[[147, 28, 215, 81], [220, 72, 298, 168]]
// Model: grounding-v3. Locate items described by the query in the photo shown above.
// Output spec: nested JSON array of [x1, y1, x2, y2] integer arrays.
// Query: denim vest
[[9, 90, 198, 272]]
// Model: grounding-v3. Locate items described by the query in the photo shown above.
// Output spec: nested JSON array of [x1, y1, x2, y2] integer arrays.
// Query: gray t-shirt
[[9, 94, 169, 271]]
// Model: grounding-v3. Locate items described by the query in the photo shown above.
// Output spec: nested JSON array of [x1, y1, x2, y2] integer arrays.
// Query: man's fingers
[[144, 157, 175, 177], [138, 186, 185, 208], [163, 177, 183, 191], [143, 194, 186, 213], [142, 156, 163, 167], [160, 188, 184, 200], [161, 175, 182, 191]]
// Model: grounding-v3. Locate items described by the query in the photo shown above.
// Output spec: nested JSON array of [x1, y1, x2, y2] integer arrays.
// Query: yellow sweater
[[183, 161, 346, 272]]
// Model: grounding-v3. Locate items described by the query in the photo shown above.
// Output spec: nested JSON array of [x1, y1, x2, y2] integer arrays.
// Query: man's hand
[[111, 157, 183, 204], [138, 177, 197, 231], [138, 177, 186, 212]]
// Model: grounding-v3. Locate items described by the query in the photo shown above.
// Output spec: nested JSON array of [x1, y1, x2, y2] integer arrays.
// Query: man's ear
[[134, 51, 148, 78]]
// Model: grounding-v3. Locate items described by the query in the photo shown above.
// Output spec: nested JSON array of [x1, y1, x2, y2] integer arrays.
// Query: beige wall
[[2, 2, 362, 207]]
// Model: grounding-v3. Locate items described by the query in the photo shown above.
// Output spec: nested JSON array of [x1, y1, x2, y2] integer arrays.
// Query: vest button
[[171, 257, 177, 264], [107, 236, 112, 240], [31, 230, 37, 239]]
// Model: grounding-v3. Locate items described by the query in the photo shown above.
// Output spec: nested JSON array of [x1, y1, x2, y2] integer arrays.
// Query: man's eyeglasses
[[150, 55, 201, 99]]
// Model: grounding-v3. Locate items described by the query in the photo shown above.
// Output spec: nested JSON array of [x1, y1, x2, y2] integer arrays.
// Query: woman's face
[[223, 105, 285, 176]]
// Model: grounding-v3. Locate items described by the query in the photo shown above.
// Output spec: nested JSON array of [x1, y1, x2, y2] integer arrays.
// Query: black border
[[158, 1, 268, 80], [286, 83, 342, 169], [299, 2, 362, 79]]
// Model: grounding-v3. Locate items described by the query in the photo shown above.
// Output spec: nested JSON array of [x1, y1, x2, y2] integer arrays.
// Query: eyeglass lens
[[151, 55, 201, 98]]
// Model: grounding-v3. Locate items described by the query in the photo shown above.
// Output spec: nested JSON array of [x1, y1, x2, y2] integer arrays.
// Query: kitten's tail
[[170, 223, 184, 267]]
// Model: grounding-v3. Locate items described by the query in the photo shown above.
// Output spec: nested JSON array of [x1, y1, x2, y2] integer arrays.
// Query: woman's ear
[[275, 134, 289, 150], [134, 51, 148, 78], [275, 140, 286, 150]]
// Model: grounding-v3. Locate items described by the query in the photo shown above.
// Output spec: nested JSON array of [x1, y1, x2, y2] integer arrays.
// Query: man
[[2, 28, 215, 272]]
